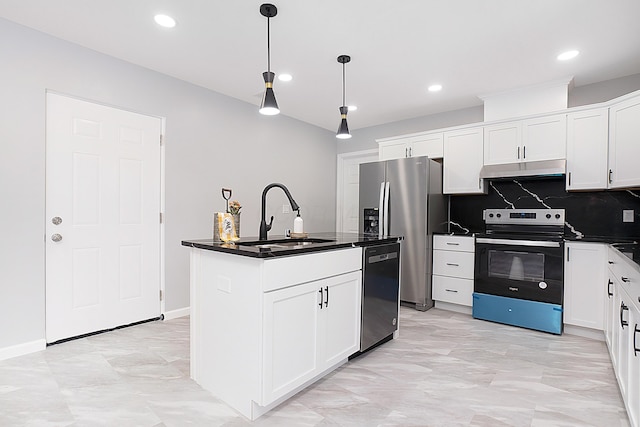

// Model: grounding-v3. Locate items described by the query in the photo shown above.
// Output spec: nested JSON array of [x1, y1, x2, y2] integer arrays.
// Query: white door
[[322, 271, 361, 367], [45, 93, 162, 343], [336, 150, 378, 234]]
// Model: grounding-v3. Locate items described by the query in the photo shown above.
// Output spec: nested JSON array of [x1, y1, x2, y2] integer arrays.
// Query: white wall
[[0, 18, 336, 351]]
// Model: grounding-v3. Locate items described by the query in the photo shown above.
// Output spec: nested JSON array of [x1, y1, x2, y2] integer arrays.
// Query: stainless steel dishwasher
[[360, 242, 401, 352]]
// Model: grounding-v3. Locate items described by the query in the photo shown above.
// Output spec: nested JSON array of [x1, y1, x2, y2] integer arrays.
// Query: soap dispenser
[[293, 209, 304, 234]]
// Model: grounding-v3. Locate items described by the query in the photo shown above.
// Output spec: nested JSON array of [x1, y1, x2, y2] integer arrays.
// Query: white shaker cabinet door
[[609, 95, 640, 189], [521, 113, 567, 162], [379, 138, 409, 160], [262, 280, 322, 405], [563, 242, 606, 330], [566, 108, 608, 190], [321, 271, 362, 368], [443, 127, 485, 194]]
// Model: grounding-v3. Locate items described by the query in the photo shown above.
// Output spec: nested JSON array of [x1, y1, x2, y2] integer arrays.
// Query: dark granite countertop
[[182, 232, 401, 258]]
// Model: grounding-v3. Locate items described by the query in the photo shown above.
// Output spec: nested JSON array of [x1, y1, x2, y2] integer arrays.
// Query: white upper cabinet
[[484, 113, 567, 165], [483, 122, 521, 165], [443, 127, 485, 194], [608, 95, 640, 189], [410, 133, 444, 158], [521, 114, 567, 161], [379, 137, 411, 160], [566, 108, 609, 190], [378, 132, 443, 160]]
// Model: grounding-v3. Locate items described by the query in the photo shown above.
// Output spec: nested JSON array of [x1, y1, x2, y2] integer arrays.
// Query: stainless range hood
[[479, 159, 566, 179]]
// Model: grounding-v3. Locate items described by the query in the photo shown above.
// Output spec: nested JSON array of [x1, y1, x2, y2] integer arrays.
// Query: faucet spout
[[259, 183, 300, 240]]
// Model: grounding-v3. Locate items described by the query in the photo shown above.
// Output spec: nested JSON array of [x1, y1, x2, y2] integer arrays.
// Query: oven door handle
[[475, 238, 561, 248]]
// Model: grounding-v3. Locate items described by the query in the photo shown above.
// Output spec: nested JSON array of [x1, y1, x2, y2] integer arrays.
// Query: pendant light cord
[[342, 62, 346, 107], [267, 17, 271, 72]]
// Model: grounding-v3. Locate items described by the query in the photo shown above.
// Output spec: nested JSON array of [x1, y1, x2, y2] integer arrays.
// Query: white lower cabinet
[[432, 235, 474, 307], [563, 242, 606, 330], [189, 247, 362, 421], [605, 246, 640, 427], [262, 271, 361, 404]]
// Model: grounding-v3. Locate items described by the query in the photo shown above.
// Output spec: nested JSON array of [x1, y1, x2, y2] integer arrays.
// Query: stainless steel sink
[[238, 238, 335, 250]]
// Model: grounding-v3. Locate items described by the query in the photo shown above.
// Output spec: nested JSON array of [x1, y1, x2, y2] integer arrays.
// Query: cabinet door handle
[[567, 246, 570, 262], [634, 324, 640, 357], [517, 146, 520, 159], [324, 286, 329, 307], [523, 146, 526, 159], [609, 169, 613, 184], [409, 147, 412, 157], [318, 288, 323, 309], [568, 172, 572, 187], [405, 147, 408, 158], [622, 276, 631, 283], [446, 263, 459, 267], [620, 302, 629, 328], [607, 279, 614, 298], [445, 289, 458, 293], [608, 260, 614, 264]]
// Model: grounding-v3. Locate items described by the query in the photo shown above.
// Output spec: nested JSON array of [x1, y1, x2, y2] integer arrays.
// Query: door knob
[[52, 216, 62, 225], [51, 234, 63, 242]]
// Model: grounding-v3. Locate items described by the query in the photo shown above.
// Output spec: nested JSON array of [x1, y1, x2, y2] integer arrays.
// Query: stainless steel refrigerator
[[359, 156, 447, 310]]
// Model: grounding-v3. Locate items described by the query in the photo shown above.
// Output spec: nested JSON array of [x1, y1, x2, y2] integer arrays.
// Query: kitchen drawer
[[432, 275, 473, 306], [433, 235, 474, 252], [433, 250, 475, 279], [609, 247, 640, 312]]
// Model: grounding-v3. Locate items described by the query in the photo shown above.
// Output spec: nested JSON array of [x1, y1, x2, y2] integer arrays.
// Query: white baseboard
[[163, 306, 190, 320], [0, 339, 46, 361], [564, 324, 605, 341], [434, 301, 473, 315]]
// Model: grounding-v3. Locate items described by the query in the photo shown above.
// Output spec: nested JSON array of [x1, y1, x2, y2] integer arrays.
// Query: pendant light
[[336, 55, 352, 139], [259, 3, 279, 115]]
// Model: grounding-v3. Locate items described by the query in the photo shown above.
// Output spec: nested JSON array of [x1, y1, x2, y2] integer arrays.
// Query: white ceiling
[[2, 0, 640, 132]]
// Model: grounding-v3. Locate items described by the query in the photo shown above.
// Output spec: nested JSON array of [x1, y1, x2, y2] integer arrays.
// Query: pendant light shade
[[259, 4, 279, 116], [336, 55, 352, 139]]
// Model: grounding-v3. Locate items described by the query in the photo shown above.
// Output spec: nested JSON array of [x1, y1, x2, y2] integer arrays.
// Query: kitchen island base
[[189, 246, 363, 420]]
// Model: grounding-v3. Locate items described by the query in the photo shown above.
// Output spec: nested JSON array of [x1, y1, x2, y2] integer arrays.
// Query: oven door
[[474, 238, 564, 304]]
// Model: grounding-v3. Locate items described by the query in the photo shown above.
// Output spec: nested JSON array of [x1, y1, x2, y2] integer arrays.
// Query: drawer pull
[[622, 276, 631, 283], [608, 260, 614, 264], [635, 324, 640, 357], [445, 289, 458, 293], [620, 302, 629, 329], [607, 280, 613, 298], [446, 263, 459, 267], [446, 242, 459, 245]]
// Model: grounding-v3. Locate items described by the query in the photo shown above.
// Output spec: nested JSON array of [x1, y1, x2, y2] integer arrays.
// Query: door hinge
[[160, 212, 163, 223], [160, 134, 164, 146], [160, 289, 164, 301]]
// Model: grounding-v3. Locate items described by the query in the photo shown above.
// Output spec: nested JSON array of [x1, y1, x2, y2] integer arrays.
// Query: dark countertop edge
[[181, 233, 402, 259]]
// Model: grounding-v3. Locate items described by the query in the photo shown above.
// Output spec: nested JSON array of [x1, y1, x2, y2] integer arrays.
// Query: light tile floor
[[0, 308, 630, 426]]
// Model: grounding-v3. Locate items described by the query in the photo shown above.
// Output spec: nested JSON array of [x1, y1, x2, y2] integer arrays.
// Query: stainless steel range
[[473, 208, 565, 334]]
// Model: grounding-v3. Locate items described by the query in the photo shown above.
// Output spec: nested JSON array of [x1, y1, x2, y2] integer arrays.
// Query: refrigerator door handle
[[383, 181, 390, 237], [378, 182, 385, 239]]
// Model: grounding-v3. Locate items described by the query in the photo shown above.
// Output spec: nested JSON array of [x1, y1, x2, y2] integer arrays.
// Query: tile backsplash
[[449, 177, 640, 241]]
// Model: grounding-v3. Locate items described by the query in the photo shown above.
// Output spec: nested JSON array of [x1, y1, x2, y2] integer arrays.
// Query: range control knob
[[546, 213, 551, 219], [489, 213, 494, 218], [496, 213, 502, 218], [555, 214, 561, 219]]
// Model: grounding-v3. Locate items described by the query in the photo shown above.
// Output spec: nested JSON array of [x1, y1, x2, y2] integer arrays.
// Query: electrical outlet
[[623, 209, 634, 223], [282, 204, 290, 214]]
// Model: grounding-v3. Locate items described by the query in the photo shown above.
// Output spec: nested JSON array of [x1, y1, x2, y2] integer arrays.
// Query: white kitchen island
[[183, 235, 375, 420]]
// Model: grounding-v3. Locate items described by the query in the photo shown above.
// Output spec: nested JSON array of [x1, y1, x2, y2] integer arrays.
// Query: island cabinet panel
[[189, 246, 363, 421]]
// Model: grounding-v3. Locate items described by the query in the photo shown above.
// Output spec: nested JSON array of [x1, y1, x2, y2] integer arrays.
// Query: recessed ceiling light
[[278, 74, 292, 82], [348, 105, 358, 111], [428, 84, 442, 92], [154, 14, 176, 28], [557, 50, 579, 61]]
